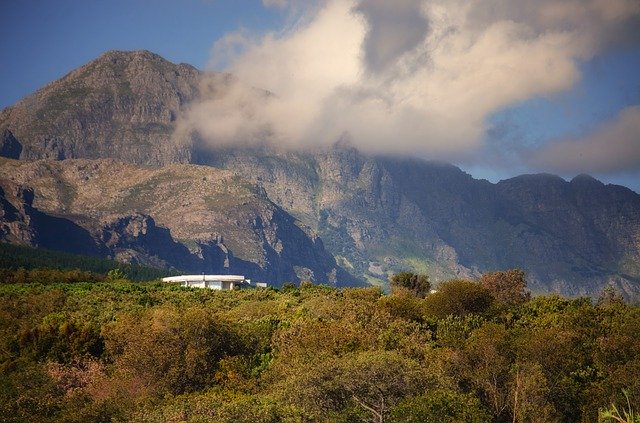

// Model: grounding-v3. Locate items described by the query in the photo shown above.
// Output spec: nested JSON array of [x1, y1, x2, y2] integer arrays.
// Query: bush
[[390, 272, 431, 298], [479, 269, 530, 308], [389, 390, 490, 423], [424, 279, 493, 318]]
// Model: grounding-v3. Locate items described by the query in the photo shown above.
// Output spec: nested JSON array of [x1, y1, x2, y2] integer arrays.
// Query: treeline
[[0, 267, 103, 284], [0, 271, 638, 422], [0, 243, 175, 281]]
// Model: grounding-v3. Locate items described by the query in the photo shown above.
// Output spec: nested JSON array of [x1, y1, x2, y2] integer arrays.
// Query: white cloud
[[177, 0, 640, 161], [532, 106, 640, 173]]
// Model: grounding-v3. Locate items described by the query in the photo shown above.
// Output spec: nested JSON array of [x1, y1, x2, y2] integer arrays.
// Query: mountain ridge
[[1, 50, 639, 296], [0, 157, 360, 286]]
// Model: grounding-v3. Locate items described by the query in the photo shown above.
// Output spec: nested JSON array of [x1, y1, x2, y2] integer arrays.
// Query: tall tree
[[479, 269, 530, 308], [390, 272, 431, 298], [423, 279, 493, 318]]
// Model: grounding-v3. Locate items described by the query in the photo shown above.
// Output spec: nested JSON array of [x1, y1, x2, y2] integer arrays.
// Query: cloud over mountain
[[533, 106, 640, 173], [177, 0, 640, 164]]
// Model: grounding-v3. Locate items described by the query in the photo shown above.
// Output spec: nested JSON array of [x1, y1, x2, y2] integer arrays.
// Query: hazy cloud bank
[[177, 0, 640, 170], [533, 106, 640, 173]]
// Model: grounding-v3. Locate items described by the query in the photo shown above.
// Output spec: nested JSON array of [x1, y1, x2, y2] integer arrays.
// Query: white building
[[162, 274, 251, 290]]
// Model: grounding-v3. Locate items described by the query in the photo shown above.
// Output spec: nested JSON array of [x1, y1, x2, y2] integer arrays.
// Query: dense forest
[[0, 269, 638, 422], [0, 244, 175, 281]]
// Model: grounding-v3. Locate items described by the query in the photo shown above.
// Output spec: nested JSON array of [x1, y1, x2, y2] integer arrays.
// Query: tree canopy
[[390, 272, 431, 298], [0, 270, 638, 422], [479, 268, 530, 307]]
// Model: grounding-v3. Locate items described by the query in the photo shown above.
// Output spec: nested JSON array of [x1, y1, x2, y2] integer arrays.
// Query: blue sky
[[477, 46, 640, 189], [0, 0, 283, 106], [1, 0, 639, 191]]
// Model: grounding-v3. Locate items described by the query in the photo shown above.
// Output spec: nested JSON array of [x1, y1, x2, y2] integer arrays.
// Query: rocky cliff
[[0, 50, 200, 164], [201, 145, 640, 297], [1, 50, 639, 296], [0, 159, 359, 286]]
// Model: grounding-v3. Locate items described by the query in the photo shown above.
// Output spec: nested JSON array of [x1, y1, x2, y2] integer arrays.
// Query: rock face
[[202, 145, 640, 297], [0, 50, 201, 164], [1, 50, 639, 296], [493, 174, 640, 295], [0, 130, 22, 159], [0, 159, 359, 286], [0, 180, 101, 255]]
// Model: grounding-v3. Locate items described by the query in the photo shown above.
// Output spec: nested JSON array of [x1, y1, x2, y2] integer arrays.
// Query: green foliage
[[16, 313, 104, 362], [272, 350, 431, 422], [389, 390, 490, 423], [0, 359, 65, 423], [599, 390, 640, 423], [280, 282, 297, 292], [424, 279, 493, 318], [379, 294, 426, 322], [0, 243, 173, 281], [390, 272, 431, 298], [106, 268, 126, 281], [0, 276, 639, 422], [479, 268, 530, 308], [102, 306, 246, 396], [597, 285, 626, 307], [0, 267, 102, 285], [434, 314, 486, 348]]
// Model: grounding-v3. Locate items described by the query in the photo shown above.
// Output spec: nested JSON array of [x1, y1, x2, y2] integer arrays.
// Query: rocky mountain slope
[[0, 50, 198, 164], [1, 50, 639, 296], [0, 158, 359, 286], [201, 145, 640, 296]]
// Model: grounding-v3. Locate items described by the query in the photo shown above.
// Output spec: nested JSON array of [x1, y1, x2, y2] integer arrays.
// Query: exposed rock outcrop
[[204, 144, 640, 297], [0, 130, 22, 159], [0, 50, 202, 165], [0, 159, 360, 286]]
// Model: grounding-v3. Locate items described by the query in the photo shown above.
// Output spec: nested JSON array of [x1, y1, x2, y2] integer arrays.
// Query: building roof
[[162, 275, 247, 283]]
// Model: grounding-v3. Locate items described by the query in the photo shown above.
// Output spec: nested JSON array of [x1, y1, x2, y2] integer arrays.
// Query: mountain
[[201, 145, 640, 296], [0, 50, 198, 164], [1, 50, 639, 296], [0, 159, 359, 286]]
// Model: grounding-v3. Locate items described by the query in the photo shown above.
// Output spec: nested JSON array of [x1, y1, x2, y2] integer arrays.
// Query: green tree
[[16, 313, 104, 363], [106, 268, 127, 281], [599, 390, 640, 423], [479, 269, 530, 308], [458, 323, 513, 420], [423, 279, 493, 318], [339, 351, 430, 422], [509, 361, 557, 422], [390, 272, 431, 298], [103, 306, 244, 397], [0, 360, 66, 423], [274, 351, 430, 422], [378, 294, 426, 322], [389, 390, 490, 423], [597, 285, 626, 307]]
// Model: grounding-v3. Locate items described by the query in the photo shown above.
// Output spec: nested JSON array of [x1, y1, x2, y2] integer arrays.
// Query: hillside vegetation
[[0, 270, 638, 422], [0, 243, 173, 281]]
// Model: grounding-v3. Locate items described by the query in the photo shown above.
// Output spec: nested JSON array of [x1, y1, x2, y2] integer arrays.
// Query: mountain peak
[[570, 173, 603, 186], [1, 50, 203, 165], [98, 49, 165, 61], [498, 172, 567, 188], [92, 49, 198, 71], [1, 50, 640, 296]]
